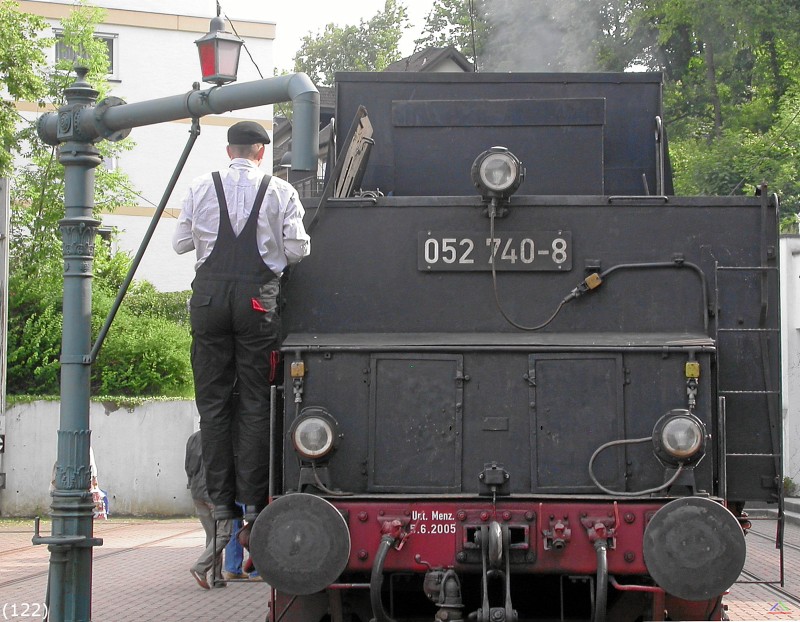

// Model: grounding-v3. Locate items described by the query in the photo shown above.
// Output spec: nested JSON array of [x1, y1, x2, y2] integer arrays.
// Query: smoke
[[478, 0, 601, 72]]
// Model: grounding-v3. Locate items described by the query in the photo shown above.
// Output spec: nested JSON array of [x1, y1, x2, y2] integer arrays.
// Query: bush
[[91, 308, 193, 397], [6, 266, 63, 394], [122, 281, 190, 325], [7, 254, 194, 397], [7, 304, 62, 394]]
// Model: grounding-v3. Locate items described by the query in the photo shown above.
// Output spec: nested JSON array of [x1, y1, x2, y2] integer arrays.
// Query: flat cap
[[228, 121, 271, 145]]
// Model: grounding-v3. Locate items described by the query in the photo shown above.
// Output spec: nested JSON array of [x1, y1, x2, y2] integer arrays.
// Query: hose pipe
[[593, 540, 608, 622], [370, 535, 398, 622]]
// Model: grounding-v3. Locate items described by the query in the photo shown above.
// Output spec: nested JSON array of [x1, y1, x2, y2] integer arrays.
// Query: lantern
[[195, 11, 242, 86]]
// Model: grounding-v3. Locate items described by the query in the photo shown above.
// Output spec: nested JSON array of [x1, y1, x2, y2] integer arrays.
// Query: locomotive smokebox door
[[642, 497, 746, 601], [249, 493, 351, 595]]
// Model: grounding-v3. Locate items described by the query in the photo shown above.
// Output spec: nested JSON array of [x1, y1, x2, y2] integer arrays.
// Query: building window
[[54, 31, 119, 80], [101, 155, 118, 172]]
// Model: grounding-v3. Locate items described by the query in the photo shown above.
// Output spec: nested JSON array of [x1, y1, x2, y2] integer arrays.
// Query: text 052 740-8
[[419, 231, 571, 271]]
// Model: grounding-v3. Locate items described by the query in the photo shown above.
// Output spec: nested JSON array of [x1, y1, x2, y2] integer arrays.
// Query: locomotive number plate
[[418, 231, 571, 271]]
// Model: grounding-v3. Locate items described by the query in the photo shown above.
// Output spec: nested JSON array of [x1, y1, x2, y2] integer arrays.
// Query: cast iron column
[[38, 67, 103, 622]]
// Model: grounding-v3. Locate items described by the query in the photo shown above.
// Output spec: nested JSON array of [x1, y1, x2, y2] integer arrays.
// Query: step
[[747, 497, 800, 527]]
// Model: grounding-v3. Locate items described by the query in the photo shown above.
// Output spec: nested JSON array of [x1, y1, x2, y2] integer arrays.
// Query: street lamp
[[195, 4, 242, 86]]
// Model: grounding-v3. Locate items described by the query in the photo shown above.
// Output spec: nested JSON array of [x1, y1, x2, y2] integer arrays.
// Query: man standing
[[185, 429, 231, 589], [173, 121, 310, 523]]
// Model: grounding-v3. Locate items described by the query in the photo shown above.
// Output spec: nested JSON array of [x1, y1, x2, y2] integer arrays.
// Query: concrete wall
[[782, 235, 800, 485], [0, 400, 199, 517]]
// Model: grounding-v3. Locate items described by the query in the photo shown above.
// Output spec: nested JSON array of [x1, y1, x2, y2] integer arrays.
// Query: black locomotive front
[[249, 73, 782, 622]]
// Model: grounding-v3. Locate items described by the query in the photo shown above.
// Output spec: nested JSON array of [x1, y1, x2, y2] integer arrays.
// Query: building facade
[[782, 235, 800, 487]]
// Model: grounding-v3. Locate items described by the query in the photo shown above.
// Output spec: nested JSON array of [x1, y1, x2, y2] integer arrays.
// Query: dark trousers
[[189, 277, 279, 506]]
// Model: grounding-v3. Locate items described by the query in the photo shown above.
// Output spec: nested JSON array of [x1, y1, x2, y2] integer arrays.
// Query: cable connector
[[565, 272, 604, 301]]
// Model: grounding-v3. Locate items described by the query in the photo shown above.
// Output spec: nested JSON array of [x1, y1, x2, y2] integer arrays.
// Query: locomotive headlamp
[[652, 409, 706, 466], [290, 407, 340, 460], [471, 147, 524, 200]]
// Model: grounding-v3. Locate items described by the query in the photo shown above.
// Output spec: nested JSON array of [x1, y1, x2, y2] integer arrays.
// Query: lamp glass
[[197, 42, 217, 79], [217, 39, 242, 77]]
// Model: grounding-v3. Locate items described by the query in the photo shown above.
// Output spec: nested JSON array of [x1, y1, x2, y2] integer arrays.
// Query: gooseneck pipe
[[38, 73, 320, 171]]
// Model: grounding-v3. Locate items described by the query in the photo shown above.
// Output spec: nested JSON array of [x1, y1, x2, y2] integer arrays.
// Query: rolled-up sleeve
[[172, 191, 195, 255], [282, 194, 311, 265]]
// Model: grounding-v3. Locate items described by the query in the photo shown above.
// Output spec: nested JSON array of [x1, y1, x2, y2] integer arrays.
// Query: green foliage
[[414, 0, 489, 63], [293, 0, 409, 85], [6, 247, 63, 395], [7, 238, 193, 397], [91, 289, 192, 397], [10, 4, 137, 274], [7, 300, 62, 395], [6, 3, 194, 398], [118, 281, 190, 326], [0, 0, 49, 177]]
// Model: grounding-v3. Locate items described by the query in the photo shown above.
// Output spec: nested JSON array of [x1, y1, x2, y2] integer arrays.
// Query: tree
[[414, 0, 489, 64], [635, 0, 800, 223], [11, 3, 136, 280], [293, 0, 409, 86], [7, 3, 193, 397], [0, 0, 50, 177]]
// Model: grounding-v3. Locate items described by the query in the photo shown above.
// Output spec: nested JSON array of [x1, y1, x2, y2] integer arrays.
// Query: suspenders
[[211, 171, 272, 224]]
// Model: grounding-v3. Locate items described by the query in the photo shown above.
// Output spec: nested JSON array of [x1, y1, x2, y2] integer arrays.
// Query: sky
[[218, 0, 434, 71]]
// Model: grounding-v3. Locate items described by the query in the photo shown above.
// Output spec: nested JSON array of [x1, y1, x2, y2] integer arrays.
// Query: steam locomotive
[[248, 72, 783, 622]]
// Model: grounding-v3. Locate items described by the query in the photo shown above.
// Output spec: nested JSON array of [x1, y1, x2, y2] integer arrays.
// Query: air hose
[[593, 540, 608, 622], [370, 535, 398, 622]]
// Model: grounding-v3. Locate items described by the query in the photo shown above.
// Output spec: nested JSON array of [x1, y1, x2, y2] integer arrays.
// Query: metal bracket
[[479, 462, 510, 495]]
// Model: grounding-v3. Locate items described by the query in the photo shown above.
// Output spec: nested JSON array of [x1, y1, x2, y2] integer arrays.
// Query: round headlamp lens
[[293, 417, 334, 459], [661, 416, 704, 459], [479, 152, 518, 192]]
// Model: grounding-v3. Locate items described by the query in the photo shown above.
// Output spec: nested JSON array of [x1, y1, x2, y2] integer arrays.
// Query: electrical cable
[[311, 462, 353, 496], [489, 218, 710, 333], [588, 437, 685, 496], [468, 0, 479, 72], [220, 3, 265, 79], [598, 260, 709, 332], [489, 205, 571, 331]]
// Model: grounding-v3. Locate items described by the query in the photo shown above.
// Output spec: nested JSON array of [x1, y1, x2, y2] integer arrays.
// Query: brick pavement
[[1, 514, 798, 621], [0, 518, 269, 622], [725, 514, 800, 621]]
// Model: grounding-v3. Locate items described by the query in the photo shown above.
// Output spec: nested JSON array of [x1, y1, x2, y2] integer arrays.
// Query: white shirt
[[172, 158, 310, 274]]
